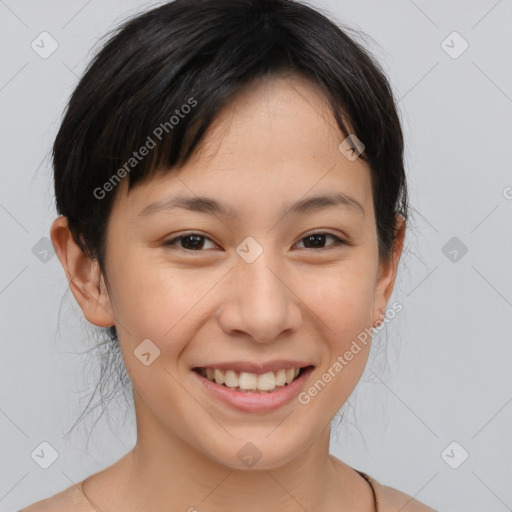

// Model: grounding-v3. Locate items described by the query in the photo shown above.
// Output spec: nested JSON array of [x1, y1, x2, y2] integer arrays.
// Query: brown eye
[[296, 232, 347, 250], [164, 233, 217, 251], [163, 231, 348, 253]]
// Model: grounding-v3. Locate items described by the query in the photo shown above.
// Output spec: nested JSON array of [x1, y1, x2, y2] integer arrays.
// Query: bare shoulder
[[365, 475, 437, 512], [18, 481, 92, 512]]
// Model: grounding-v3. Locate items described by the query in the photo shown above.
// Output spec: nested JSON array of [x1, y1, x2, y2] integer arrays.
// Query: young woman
[[22, 0, 436, 510]]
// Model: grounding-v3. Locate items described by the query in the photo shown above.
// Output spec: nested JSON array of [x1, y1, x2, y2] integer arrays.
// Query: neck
[[80, 395, 371, 511], [130, 425, 337, 511]]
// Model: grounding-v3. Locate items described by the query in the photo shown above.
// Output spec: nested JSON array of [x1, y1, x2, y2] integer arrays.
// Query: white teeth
[[201, 366, 303, 391], [214, 368, 225, 385], [257, 372, 276, 391], [275, 369, 286, 386], [224, 370, 238, 388], [239, 371, 258, 390]]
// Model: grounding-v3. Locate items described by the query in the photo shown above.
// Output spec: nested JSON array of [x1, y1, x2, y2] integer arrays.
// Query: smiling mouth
[[193, 366, 313, 393]]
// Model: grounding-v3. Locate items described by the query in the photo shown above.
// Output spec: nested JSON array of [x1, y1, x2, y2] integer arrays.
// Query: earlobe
[[50, 216, 115, 328]]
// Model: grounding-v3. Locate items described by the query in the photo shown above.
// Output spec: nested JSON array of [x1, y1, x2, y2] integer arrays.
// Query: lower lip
[[192, 367, 314, 413]]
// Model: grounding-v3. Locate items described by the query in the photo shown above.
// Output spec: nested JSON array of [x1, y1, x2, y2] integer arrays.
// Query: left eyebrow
[[284, 192, 365, 218], [136, 192, 365, 220]]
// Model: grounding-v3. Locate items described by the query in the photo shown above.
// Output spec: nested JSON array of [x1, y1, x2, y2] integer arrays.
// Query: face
[[54, 73, 403, 471]]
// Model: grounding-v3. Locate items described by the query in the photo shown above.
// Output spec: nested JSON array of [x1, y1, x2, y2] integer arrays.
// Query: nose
[[215, 253, 303, 344]]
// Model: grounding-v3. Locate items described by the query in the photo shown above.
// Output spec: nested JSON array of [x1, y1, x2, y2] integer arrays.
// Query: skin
[[43, 73, 405, 512]]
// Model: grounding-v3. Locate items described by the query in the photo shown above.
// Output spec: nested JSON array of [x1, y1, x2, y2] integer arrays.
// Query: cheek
[[298, 259, 377, 346], [107, 247, 176, 326], [109, 254, 216, 362], [297, 266, 377, 413]]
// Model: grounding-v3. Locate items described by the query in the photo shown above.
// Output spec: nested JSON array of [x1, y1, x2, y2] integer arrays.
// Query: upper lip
[[193, 360, 314, 374]]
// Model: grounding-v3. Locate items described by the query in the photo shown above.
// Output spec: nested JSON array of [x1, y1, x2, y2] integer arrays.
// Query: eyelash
[[163, 231, 348, 252]]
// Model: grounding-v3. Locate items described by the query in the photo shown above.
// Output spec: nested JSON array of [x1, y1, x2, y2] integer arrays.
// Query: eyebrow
[[137, 192, 365, 220]]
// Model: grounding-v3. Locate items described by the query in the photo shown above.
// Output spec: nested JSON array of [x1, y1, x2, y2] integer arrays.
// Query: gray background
[[1, 1, 511, 510]]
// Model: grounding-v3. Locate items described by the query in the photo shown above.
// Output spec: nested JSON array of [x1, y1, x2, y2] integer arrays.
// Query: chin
[[198, 428, 314, 471]]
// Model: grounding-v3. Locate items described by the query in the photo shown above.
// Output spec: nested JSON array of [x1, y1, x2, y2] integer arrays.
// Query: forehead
[[192, 73, 350, 163], [113, 73, 373, 223]]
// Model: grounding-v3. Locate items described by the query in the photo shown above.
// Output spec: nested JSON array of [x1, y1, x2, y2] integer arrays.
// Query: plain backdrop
[[1, 1, 511, 511]]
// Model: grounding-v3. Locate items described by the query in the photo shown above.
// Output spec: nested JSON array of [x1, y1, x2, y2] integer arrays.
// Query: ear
[[372, 215, 406, 326], [50, 216, 114, 328]]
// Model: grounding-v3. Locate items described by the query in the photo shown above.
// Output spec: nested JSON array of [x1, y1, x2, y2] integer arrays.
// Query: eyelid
[[164, 231, 220, 251], [295, 230, 349, 249], [163, 230, 350, 252], [300, 229, 347, 241]]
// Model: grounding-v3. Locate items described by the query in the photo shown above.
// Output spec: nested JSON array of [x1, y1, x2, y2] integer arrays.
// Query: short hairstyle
[[53, 0, 408, 439]]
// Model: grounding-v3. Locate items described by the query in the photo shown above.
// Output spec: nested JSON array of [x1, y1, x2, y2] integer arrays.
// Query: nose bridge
[[219, 245, 302, 343]]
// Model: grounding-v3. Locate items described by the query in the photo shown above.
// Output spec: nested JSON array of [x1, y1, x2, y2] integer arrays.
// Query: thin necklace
[[356, 471, 378, 512], [78, 472, 377, 511]]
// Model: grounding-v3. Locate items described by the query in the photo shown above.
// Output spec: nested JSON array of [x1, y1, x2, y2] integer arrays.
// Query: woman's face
[[69, 74, 403, 470]]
